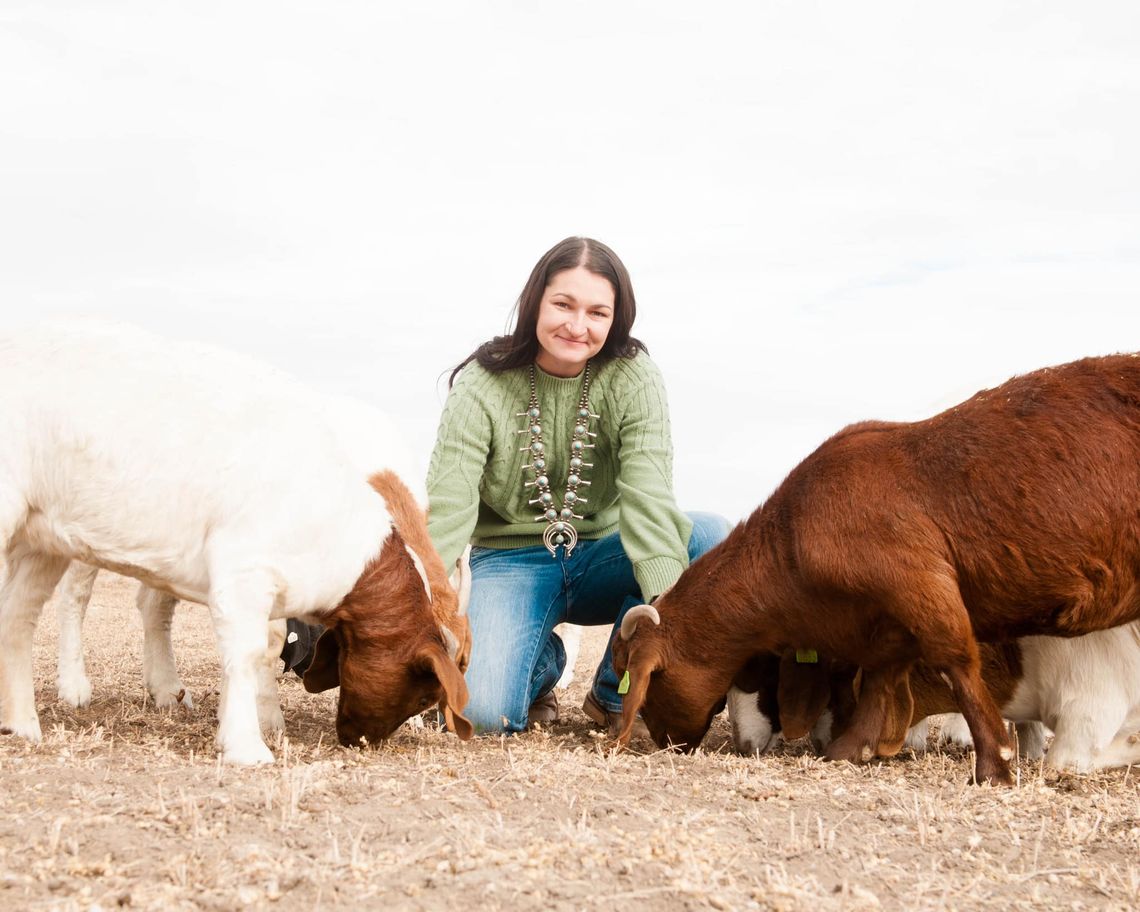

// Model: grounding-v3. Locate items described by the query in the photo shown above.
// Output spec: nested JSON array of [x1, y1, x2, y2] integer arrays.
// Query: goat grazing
[[613, 353, 1140, 784], [0, 321, 472, 764]]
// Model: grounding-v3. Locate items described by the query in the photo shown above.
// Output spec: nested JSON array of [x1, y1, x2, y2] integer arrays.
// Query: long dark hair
[[449, 236, 646, 387]]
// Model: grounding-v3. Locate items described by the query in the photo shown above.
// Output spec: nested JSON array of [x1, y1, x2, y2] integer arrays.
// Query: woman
[[427, 237, 728, 735]]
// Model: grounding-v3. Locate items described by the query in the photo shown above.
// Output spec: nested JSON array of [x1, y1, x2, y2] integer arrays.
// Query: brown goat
[[613, 354, 1140, 785], [303, 471, 474, 744]]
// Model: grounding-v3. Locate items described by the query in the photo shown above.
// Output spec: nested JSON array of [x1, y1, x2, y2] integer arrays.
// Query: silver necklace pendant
[[519, 362, 598, 557], [543, 520, 578, 557]]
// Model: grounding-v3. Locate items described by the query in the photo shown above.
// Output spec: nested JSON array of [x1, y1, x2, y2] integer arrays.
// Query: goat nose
[[337, 718, 364, 747]]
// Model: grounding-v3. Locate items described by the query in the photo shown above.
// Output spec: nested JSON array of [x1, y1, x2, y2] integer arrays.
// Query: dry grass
[[2, 573, 1139, 911]]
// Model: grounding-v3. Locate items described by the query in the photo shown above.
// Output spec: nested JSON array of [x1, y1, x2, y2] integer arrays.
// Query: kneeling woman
[[427, 237, 727, 735]]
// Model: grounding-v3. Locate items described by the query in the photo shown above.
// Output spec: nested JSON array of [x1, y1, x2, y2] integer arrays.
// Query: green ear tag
[[617, 671, 631, 694], [795, 649, 818, 664]]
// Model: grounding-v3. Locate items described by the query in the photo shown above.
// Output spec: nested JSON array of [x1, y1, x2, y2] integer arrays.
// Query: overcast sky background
[[2, 2, 1138, 521]]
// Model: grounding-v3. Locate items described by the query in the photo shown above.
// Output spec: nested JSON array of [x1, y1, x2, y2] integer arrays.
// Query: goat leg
[[138, 584, 193, 710], [825, 663, 910, 764], [0, 548, 69, 740]]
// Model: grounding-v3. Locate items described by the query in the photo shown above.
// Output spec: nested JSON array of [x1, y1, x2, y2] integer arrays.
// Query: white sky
[[2, 2, 1138, 521]]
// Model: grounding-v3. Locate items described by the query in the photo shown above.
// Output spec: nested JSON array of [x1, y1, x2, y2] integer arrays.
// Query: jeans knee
[[464, 685, 526, 735], [686, 511, 731, 560]]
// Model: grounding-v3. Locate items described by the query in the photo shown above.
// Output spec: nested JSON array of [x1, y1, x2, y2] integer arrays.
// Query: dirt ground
[[1, 573, 1138, 912]]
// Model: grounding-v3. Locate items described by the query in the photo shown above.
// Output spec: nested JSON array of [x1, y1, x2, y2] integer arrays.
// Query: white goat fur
[[905, 624, 1140, 772], [0, 321, 417, 764]]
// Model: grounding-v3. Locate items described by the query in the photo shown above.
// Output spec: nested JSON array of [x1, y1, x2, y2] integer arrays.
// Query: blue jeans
[[463, 512, 730, 734]]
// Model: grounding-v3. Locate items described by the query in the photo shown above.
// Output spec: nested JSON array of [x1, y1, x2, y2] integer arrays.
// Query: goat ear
[[302, 628, 342, 693], [776, 650, 832, 741], [421, 646, 474, 741], [874, 671, 914, 758], [615, 643, 662, 747]]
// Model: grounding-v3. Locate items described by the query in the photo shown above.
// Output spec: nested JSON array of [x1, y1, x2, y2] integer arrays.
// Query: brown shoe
[[527, 690, 559, 727], [582, 691, 650, 740]]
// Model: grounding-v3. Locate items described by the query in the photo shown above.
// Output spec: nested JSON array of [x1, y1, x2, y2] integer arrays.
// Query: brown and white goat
[[0, 322, 472, 763], [613, 353, 1140, 785], [900, 622, 1140, 772]]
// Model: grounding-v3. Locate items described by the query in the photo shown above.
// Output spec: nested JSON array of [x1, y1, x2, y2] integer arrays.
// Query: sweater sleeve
[[426, 366, 493, 569], [613, 357, 693, 601]]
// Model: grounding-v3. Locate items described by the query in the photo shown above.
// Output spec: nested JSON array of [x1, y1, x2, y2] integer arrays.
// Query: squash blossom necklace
[[519, 361, 598, 557]]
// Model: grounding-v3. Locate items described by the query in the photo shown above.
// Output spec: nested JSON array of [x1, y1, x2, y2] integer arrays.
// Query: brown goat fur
[[732, 641, 1022, 759], [303, 471, 474, 744], [368, 470, 472, 672], [899, 642, 1023, 737], [613, 354, 1140, 785]]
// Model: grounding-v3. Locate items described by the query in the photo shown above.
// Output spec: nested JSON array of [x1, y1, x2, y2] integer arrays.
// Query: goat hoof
[[150, 683, 194, 711], [1, 719, 43, 741], [824, 734, 867, 764], [58, 677, 94, 709], [972, 760, 1014, 787], [221, 742, 275, 766], [258, 707, 286, 734]]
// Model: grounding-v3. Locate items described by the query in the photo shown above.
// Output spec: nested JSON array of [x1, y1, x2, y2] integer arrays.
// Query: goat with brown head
[[615, 355, 1140, 785], [303, 471, 474, 745]]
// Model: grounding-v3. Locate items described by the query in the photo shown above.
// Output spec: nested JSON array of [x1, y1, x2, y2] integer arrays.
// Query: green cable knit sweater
[[426, 353, 693, 601]]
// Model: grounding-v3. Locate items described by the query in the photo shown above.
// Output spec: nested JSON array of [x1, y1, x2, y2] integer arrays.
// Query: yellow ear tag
[[617, 671, 631, 695], [795, 649, 818, 664]]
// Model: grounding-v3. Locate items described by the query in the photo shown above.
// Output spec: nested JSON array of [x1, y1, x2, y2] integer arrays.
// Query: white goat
[[0, 321, 470, 764], [904, 623, 1140, 772]]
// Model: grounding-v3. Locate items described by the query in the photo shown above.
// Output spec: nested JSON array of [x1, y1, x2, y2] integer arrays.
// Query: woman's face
[[534, 266, 616, 377]]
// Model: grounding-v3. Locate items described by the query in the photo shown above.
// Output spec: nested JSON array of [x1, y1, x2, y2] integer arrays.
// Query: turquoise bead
[[571, 440, 583, 452], [530, 424, 542, 436], [569, 457, 582, 469], [565, 491, 577, 504], [534, 458, 545, 470], [528, 407, 540, 419], [540, 492, 553, 505], [578, 407, 589, 418], [560, 508, 573, 520], [545, 509, 558, 521], [567, 474, 580, 486], [531, 441, 544, 454], [573, 424, 586, 437], [536, 475, 549, 487]]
